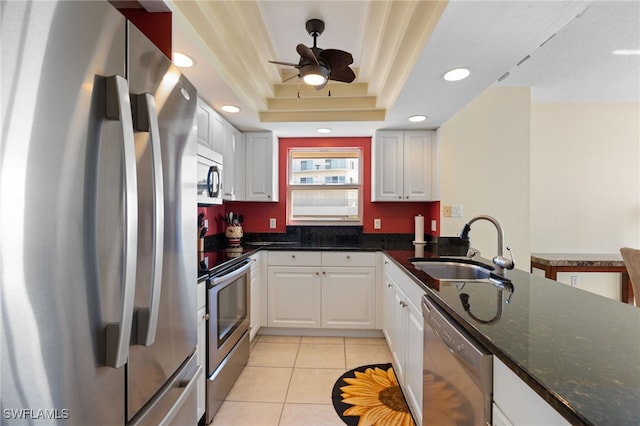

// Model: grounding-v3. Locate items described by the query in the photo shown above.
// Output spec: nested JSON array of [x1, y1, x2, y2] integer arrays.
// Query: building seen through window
[[288, 148, 362, 224]]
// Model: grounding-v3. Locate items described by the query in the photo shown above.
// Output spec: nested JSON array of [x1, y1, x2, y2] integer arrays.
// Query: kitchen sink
[[410, 258, 510, 284]]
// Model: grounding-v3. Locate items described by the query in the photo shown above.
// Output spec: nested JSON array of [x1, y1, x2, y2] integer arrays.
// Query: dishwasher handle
[[422, 296, 493, 393]]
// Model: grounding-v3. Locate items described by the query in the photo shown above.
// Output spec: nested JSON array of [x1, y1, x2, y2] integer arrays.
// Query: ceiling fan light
[[300, 64, 328, 86], [302, 73, 327, 86]]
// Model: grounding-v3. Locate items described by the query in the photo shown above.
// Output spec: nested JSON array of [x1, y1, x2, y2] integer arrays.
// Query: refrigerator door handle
[[104, 75, 139, 368], [132, 93, 165, 347]]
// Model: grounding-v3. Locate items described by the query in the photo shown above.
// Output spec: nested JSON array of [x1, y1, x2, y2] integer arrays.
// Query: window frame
[[287, 147, 363, 226]]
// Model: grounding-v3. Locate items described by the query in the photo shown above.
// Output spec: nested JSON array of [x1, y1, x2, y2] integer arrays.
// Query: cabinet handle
[[387, 284, 392, 288], [398, 196, 402, 199], [291, 255, 295, 259], [322, 271, 326, 275], [399, 301, 407, 308], [346, 255, 351, 259], [315, 272, 320, 275]]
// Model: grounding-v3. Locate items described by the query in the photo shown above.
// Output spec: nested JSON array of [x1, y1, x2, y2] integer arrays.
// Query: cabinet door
[[493, 357, 569, 425], [372, 130, 404, 201], [322, 267, 376, 329], [210, 111, 226, 155], [382, 268, 396, 344], [267, 267, 321, 327], [223, 127, 245, 200], [403, 130, 433, 201], [404, 300, 424, 424], [196, 100, 211, 149], [249, 254, 261, 341], [391, 283, 407, 381], [245, 132, 278, 202]]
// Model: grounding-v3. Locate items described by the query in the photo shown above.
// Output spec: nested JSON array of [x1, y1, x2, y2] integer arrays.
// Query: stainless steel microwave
[[197, 145, 223, 205]]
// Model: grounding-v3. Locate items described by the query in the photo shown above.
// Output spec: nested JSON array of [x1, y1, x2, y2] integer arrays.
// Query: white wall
[[530, 102, 640, 251], [530, 102, 640, 299], [439, 87, 531, 271]]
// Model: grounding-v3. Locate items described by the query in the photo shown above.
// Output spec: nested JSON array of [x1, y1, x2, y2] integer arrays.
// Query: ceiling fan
[[269, 19, 356, 90]]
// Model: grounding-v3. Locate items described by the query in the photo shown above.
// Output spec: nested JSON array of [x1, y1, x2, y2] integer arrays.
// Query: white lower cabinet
[[196, 278, 207, 422], [249, 252, 263, 340], [266, 251, 376, 329], [493, 357, 569, 426], [322, 267, 376, 328], [382, 256, 424, 424], [268, 266, 322, 327]]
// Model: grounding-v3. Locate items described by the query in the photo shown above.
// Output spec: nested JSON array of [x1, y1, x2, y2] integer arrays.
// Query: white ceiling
[[168, 0, 639, 138]]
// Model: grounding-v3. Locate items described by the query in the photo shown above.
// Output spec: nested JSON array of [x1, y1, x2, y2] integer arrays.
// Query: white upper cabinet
[[372, 130, 439, 201], [197, 98, 248, 200], [196, 98, 225, 154], [244, 131, 279, 202], [223, 126, 245, 200]]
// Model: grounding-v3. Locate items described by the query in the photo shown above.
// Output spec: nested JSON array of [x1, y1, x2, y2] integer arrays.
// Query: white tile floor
[[210, 335, 393, 426]]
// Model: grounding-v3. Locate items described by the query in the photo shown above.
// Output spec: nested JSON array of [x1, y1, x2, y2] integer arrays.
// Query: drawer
[[322, 251, 376, 267], [267, 251, 322, 266]]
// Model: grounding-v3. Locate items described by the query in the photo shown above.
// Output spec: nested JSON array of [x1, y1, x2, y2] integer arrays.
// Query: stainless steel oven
[[205, 258, 251, 424], [422, 295, 493, 426]]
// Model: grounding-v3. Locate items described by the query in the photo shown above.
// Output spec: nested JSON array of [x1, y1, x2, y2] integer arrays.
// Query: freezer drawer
[[128, 352, 201, 426]]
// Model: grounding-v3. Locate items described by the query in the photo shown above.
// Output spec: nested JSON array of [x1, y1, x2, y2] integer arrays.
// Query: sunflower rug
[[331, 363, 415, 426]]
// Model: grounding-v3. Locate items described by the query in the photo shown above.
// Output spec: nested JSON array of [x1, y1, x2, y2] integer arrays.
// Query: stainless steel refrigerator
[[1, 1, 199, 424]]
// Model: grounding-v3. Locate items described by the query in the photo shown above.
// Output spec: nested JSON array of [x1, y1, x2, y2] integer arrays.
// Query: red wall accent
[[221, 137, 440, 236], [197, 205, 225, 237], [117, 9, 172, 58]]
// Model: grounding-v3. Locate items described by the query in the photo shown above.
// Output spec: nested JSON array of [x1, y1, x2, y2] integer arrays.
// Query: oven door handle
[[211, 259, 252, 287]]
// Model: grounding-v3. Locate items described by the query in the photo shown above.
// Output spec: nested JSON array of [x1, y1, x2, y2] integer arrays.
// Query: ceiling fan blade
[[319, 49, 353, 70], [269, 60, 300, 68], [329, 67, 356, 83], [282, 73, 299, 83], [296, 43, 319, 65]]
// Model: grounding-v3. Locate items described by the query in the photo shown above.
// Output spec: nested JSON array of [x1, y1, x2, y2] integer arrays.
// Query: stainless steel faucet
[[459, 214, 515, 275]]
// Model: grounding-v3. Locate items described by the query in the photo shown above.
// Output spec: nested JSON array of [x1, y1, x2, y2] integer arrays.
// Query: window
[[288, 148, 362, 224]]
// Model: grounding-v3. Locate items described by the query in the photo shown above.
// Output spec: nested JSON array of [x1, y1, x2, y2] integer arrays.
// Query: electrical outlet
[[571, 276, 579, 287], [443, 205, 452, 217], [374, 218, 381, 229], [269, 218, 276, 229], [431, 220, 437, 232], [451, 205, 463, 218]]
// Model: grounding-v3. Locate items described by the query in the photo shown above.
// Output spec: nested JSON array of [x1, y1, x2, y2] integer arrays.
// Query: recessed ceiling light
[[408, 115, 427, 123], [173, 52, 194, 68], [316, 128, 332, 134], [612, 49, 640, 55], [443, 68, 471, 82], [221, 105, 240, 113]]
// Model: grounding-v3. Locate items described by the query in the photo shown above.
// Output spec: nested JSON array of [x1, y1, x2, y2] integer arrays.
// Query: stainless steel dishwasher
[[422, 295, 493, 426]]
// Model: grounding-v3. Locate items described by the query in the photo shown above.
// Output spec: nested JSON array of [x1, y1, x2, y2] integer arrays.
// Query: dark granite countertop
[[198, 236, 640, 424], [384, 249, 640, 426]]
